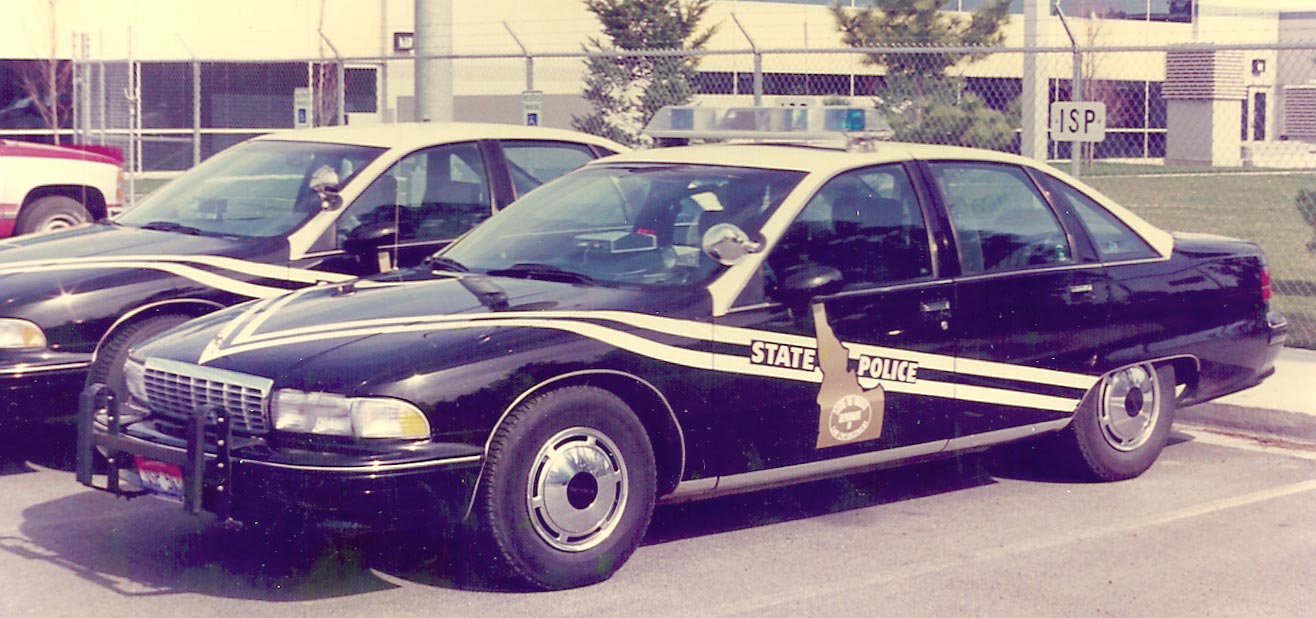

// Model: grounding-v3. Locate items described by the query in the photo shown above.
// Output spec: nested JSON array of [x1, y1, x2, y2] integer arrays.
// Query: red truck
[[0, 140, 123, 237]]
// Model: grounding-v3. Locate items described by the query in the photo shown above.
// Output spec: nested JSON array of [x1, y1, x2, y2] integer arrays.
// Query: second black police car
[[0, 123, 622, 423], [78, 107, 1286, 589]]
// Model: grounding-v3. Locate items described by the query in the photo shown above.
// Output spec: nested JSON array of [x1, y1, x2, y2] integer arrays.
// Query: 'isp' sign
[[1050, 102, 1106, 142]]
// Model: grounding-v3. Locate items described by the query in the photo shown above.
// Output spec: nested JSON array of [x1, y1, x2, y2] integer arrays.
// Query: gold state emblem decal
[[813, 303, 886, 448]]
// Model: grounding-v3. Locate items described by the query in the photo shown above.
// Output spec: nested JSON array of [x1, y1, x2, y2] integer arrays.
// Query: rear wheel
[[471, 385, 656, 590], [16, 195, 89, 235], [86, 314, 192, 403], [1059, 363, 1176, 481]]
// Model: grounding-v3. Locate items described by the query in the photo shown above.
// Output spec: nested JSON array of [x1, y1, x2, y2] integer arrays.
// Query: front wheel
[[86, 314, 192, 403], [471, 385, 656, 590], [1058, 363, 1177, 481]]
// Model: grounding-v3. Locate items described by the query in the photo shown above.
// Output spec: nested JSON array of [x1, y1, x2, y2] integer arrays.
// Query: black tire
[[1058, 363, 1176, 482], [86, 314, 192, 402], [16, 195, 89, 235], [471, 385, 656, 590]]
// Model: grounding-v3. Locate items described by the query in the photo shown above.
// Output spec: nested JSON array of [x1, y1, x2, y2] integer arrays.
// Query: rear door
[[923, 161, 1109, 436]]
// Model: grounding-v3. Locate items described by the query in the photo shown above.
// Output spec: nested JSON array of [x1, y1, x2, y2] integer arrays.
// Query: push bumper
[[75, 384, 483, 530]]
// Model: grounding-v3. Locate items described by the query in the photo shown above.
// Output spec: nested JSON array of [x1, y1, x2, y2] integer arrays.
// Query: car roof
[[252, 122, 629, 153], [592, 141, 1048, 172], [593, 140, 1175, 259]]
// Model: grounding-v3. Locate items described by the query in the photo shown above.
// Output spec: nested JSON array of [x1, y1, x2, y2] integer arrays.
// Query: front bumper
[[1, 351, 92, 420], [75, 385, 483, 530]]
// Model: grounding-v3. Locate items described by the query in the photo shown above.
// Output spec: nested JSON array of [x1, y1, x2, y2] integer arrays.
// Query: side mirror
[[701, 223, 763, 266], [780, 264, 843, 305], [342, 221, 398, 274], [309, 165, 342, 210]]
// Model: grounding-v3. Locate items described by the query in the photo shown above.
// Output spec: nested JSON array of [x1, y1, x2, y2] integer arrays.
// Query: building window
[[1254, 92, 1267, 142]]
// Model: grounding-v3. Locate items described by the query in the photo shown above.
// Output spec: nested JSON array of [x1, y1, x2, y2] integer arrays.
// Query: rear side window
[[502, 140, 598, 197], [929, 162, 1074, 275], [1045, 178, 1158, 262], [337, 142, 492, 245]]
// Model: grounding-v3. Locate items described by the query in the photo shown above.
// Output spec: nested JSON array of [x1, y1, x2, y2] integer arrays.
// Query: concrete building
[[1, 0, 1314, 169]]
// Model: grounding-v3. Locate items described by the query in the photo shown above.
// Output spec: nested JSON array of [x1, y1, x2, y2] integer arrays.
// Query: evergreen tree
[[831, 0, 1016, 150], [573, 0, 717, 146]]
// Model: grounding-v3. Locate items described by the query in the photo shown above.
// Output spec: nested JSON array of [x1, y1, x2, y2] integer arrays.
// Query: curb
[[1178, 401, 1316, 444]]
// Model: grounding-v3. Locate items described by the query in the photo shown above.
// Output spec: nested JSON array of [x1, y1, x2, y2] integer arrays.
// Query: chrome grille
[[143, 357, 274, 434]]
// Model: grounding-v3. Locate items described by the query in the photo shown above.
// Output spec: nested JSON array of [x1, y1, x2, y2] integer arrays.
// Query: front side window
[[443, 164, 805, 287], [337, 142, 491, 246], [766, 164, 933, 291], [930, 162, 1073, 275], [118, 140, 383, 238]]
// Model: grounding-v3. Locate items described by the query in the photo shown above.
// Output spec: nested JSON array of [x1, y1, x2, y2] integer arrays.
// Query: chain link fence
[[6, 42, 1315, 347]]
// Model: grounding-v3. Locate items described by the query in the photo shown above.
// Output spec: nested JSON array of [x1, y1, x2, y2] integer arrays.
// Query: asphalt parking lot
[[2, 422, 1314, 618]]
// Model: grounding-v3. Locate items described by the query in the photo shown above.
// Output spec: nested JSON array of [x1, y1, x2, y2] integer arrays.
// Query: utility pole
[[414, 0, 454, 122], [1021, 0, 1048, 161]]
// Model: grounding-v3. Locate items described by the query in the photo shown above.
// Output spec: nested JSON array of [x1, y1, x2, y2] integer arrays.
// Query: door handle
[[920, 299, 951, 313], [1067, 283, 1095, 295]]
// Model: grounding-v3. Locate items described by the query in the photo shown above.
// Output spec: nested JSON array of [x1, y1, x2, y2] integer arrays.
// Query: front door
[[710, 163, 957, 475]]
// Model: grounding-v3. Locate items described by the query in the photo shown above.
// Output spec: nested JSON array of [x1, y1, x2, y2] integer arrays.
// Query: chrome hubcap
[[1098, 364, 1160, 452], [39, 214, 82, 231], [526, 427, 628, 552]]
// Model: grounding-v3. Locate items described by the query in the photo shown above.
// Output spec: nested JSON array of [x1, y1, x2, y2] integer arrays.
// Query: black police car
[[78, 109, 1286, 589], [0, 123, 623, 421]]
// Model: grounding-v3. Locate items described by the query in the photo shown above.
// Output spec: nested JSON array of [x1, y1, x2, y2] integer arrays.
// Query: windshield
[[442, 164, 806, 286], [117, 140, 384, 238]]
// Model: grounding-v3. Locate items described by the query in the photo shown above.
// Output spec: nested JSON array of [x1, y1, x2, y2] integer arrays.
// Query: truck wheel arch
[[21, 185, 108, 222]]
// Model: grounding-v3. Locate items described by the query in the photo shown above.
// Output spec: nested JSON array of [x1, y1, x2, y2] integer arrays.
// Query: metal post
[[1071, 50, 1083, 178], [125, 27, 136, 208], [337, 60, 346, 126], [732, 14, 762, 106], [1021, 0, 1048, 161], [177, 35, 201, 167], [97, 59, 105, 145], [1055, 3, 1083, 178], [71, 34, 81, 145], [81, 33, 91, 146], [504, 22, 534, 92], [415, 0, 455, 122], [192, 60, 201, 165]]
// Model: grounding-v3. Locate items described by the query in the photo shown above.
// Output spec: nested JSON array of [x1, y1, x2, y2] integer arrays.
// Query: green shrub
[[1299, 189, 1316, 228]]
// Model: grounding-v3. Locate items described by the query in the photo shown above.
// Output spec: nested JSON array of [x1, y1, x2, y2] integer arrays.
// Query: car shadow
[[13, 454, 998, 597], [11, 436, 1184, 597], [978, 428, 1195, 484], [643, 454, 995, 546], [11, 492, 403, 601], [0, 418, 81, 476]]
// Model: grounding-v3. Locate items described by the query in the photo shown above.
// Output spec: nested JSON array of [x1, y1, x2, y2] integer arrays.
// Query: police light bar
[[644, 105, 893, 142]]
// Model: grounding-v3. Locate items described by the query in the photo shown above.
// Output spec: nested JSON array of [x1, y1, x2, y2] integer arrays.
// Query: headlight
[[123, 358, 148, 403], [0, 319, 46, 350], [271, 389, 430, 439]]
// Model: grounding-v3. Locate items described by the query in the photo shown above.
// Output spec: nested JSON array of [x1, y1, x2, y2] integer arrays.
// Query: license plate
[[134, 457, 184, 501]]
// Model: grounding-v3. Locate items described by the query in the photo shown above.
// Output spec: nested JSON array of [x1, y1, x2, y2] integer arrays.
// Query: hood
[[0, 222, 251, 261], [0, 223, 280, 326], [140, 274, 709, 394]]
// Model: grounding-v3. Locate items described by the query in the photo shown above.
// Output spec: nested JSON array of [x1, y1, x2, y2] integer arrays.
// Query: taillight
[[1261, 266, 1272, 302], [116, 169, 125, 205]]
